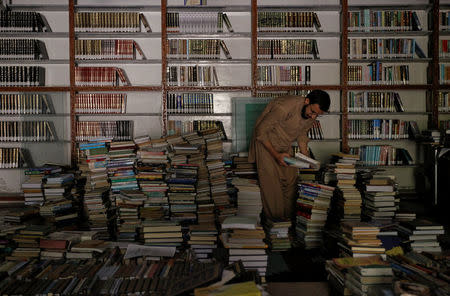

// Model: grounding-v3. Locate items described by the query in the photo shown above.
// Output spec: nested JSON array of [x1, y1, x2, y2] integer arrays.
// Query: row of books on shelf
[[256, 65, 311, 86], [347, 119, 410, 140], [348, 63, 409, 85], [167, 120, 225, 138], [74, 67, 129, 87], [438, 92, 450, 112], [167, 66, 219, 87], [439, 11, 450, 31], [0, 121, 55, 142], [348, 91, 404, 112], [166, 12, 233, 33], [166, 93, 214, 114], [0, 66, 45, 87], [0, 11, 49, 32], [348, 10, 422, 32], [0, 39, 47, 60], [348, 38, 426, 59], [166, 39, 231, 60], [75, 39, 145, 60], [0, 147, 26, 168], [75, 93, 126, 114], [0, 94, 53, 114], [76, 121, 132, 142], [257, 39, 319, 60], [349, 145, 413, 166], [74, 12, 151, 33], [257, 12, 322, 32]]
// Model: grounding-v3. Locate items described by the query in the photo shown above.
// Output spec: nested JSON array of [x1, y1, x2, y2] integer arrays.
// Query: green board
[[232, 97, 273, 153]]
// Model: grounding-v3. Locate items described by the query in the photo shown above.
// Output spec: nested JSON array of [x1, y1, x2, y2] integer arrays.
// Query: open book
[[284, 153, 320, 169]]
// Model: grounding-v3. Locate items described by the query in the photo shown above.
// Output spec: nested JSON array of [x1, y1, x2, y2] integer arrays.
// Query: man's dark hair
[[306, 89, 330, 112]]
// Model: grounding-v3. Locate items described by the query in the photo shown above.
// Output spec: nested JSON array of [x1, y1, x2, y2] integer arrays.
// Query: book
[[284, 153, 320, 169]]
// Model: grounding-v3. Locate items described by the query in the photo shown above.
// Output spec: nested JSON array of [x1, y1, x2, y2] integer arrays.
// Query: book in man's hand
[[284, 153, 320, 169]]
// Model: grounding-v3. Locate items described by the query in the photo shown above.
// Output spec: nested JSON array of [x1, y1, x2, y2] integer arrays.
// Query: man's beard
[[301, 104, 308, 119]]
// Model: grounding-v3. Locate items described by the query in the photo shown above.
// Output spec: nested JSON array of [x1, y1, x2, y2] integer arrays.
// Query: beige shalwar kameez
[[248, 95, 315, 220]]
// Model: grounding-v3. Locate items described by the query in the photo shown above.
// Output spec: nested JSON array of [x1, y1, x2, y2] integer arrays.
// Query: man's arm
[[298, 140, 309, 157], [261, 140, 290, 167]]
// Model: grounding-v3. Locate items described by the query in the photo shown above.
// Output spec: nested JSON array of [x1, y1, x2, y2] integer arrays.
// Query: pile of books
[[78, 141, 110, 190], [115, 190, 146, 242], [262, 218, 291, 251], [141, 220, 183, 248], [339, 221, 385, 258], [332, 153, 361, 221], [167, 163, 198, 223], [108, 141, 138, 191], [362, 176, 398, 221], [22, 166, 62, 206], [11, 225, 51, 260], [233, 177, 262, 219], [188, 223, 218, 261], [83, 189, 114, 240], [397, 219, 444, 253], [220, 216, 268, 276], [345, 263, 393, 296], [295, 183, 335, 249]]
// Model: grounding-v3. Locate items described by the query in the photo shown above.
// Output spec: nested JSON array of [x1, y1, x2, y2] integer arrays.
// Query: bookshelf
[[0, 0, 445, 192]]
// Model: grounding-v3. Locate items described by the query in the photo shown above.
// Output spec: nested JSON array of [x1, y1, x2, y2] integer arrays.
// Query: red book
[[39, 239, 68, 250]]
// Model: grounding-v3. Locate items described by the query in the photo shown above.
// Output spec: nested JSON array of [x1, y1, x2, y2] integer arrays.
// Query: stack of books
[[22, 167, 56, 206], [141, 220, 183, 248], [167, 163, 198, 223], [362, 176, 398, 221], [108, 141, 138, 191], [78, 141, 110, 190], [233, 177, 262, 219], [345, 264, 393, 296], [232, 154, 257, 177], [43, 173, 74, 201], [263, 218, 291, 251], [188, 223, 218, 261], [339, 221, 385, 258], [220, 216, 268, 276], [295, 183, 335, 249], [66, 239, 108, 259], [398, 219, 444, 253], [202, 129, 230, 223], [332, 153, 361, 221], [115, 190, 144, 242], [83, 189, 113, 240], [11, 225, 52, 260], [137, 138, 170, 220], [39, 197, 78, 229], [39, 238, 69, 260]]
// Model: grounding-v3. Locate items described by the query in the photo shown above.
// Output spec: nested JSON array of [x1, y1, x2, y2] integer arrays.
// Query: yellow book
[[195, 281, 261, 296]]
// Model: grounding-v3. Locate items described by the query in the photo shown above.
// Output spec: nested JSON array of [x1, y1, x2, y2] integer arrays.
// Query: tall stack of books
[[220, 216, 268, 276], [137, 138, 170, 220], [43, 173, 74, 202], [332, 153, 361, 221], [397, 219, 444, 253], [78, 141, 110, 190], [231, 177, 261, 218], [115, 190, 145, 242], [232, 154, 257, 178], [83, 189, 113, 240], [39, 198, 78, 230], [262, 218, 291, 251], [22, 169, 45, 206], [345, 264, 393, 296], [339, 221, 385, 258], [362, 176, 398, 222], [141, 220, 183, 248], [108, 141, 138, 191], [188, 223, 218, 261], [295, 183, 335, 249], [167, 162, 198, 224]]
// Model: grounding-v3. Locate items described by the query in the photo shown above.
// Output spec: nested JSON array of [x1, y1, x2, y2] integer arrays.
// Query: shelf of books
[[344, 1, 431, 189], [164, 0, 252, 147], [253, 0, 342, 163], [0, 1, 71, 192]]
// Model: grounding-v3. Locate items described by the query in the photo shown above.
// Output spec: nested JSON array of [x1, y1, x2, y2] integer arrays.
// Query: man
[[248, 90, 330, 221]]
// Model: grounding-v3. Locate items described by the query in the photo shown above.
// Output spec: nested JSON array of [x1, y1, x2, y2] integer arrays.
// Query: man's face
[[303, 103, 325, 120]]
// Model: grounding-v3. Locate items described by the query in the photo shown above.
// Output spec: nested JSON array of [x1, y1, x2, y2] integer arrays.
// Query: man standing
[[248, 90, 330, 221]]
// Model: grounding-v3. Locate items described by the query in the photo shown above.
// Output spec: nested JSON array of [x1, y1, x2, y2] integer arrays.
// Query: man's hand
[[275, 152, 291, 167]]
